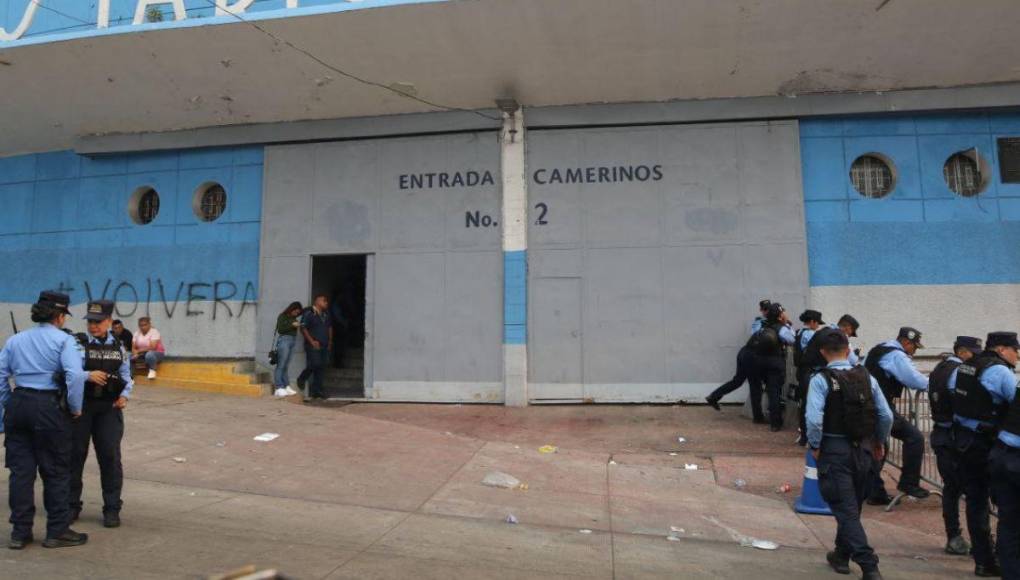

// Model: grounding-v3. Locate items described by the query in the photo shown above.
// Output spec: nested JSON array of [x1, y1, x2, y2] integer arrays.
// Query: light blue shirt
[[750, 317, 765, 335], [777, 325, 796, 346], [875, 340, 928, 392], [806, 359, 894, 449], [85, 332, 135, 400], [0, 324, 88, 421], [798, 328, 817, 351], [947, 359, 1020, 447]]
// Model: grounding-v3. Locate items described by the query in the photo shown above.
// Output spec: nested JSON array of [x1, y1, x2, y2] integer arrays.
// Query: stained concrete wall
[[526, 122, 808, 402], [259, 132, 504, 401]]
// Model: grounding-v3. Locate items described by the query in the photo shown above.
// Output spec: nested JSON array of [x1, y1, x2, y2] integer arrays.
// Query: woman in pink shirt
[[132, 317, 165, 380]]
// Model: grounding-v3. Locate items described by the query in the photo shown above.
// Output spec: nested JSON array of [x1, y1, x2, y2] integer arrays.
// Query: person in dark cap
[[747, 302, 796, 431], [793, 310, 826, 444], [926, 336, 982, 556], [949, 331, 1020, 577], [987, 332, 1020, 579], [863, 327, 931, 504], [69, 300, 134, 529], [0, 291, 91, 549], [705, 299, 773, 414], [837, 314, 862, 363], [806, 330, 892, 580]]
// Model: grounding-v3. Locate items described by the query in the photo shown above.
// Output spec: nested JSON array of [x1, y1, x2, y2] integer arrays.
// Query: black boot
[[103, 511, 121, 529], [705, 396, 721, 411], [861, 569, 883, 580], [975, 562, 1002, 577], [826, 551, 850, 575], [42, 529, 88, 548], [7, 534, 33, 550]]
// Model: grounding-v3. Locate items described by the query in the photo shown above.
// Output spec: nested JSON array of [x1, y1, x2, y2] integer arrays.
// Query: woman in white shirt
[[132, 317, 165, 380]]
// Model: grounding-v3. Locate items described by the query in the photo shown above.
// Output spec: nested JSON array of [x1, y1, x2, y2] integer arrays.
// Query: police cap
[[799, 309, 824, 324], [84, 300, 115, 322], [758, 299, 772, 311], [35, 290, 71, 315], [837, 314, 859, 337], [817, 329, 850, 352], [987, 332, 1020, 350], [897, 327, 924, 349], [953, 336, 983, 355], [765, 302, 785, 322]]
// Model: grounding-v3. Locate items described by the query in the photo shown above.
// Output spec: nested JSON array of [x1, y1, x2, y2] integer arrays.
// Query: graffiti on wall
[[53, 278, 257, 320]]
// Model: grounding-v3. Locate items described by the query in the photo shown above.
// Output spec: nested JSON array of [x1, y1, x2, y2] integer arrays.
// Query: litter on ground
[[684, 464, 698, 470], [253, 433, 279, 442], [733, 478, 747, 489], [482, 471, 521, 489], [172, 457, 187, 463], [505, 514, 519, 524], [538, 445, 558, 454], [578, 529, 593, 534]]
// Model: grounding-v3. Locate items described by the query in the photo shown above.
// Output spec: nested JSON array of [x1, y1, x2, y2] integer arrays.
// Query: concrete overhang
[[2, 0, 1020, 156]]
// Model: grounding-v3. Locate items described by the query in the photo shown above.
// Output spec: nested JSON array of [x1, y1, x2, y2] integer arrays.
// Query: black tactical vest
[[928, 357, 963, 425], [799, 327, 839, 371], [865, 344, 905, 403], [747, 322, 786, 358], [822, 366, 878, 441], [953, 352, 1011, 426], [76, 333, 127, 400]]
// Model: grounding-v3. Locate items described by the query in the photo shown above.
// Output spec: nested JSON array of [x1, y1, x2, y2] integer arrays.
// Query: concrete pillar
[[501, 106, 528, 407]]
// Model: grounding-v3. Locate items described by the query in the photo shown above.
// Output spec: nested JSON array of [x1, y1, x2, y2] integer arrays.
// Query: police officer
[[794, 309, 826, 444], [806, 330, 892, 580], [69, 300, 133, 529], [950, 332, 1018, 577], [706, 299, 773, 413], [748, 303, 796, 432], [929, 336, 982, 556], [988, 334, 1020, 578], [863, 327, 931, 503], [837, 314, 862, 364], [0, 291, 90, 549]]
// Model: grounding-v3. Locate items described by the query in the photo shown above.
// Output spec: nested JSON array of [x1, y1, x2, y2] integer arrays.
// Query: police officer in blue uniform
[[988, 335, 1020, 578], [0, 291, 90, 549], [748, 303, 796, 432], [863, 327, 931, 503], [706, 299, 772, 414], [794, 309, 826, 444], [928, 335, 982, 557], [806, 330, 892, 580], [69, 300, 133, 529], [950, 331, 1019, 577]]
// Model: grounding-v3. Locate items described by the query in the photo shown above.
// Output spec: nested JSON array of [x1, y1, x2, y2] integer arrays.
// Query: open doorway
[[310, 255, 369, 398]]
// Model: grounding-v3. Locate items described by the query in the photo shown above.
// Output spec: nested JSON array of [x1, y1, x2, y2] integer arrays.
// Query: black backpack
[[823, 366, 878, 442], [798, 327, 839, 371], [747, 325, 781, 357]]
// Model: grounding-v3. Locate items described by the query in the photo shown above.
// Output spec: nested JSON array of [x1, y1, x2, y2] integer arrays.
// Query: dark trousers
[[70, 398, 124, 514], [818, 437, 880, 572], [298, 347, 328, 398], [931, 425, 964, 540], [749, 355, 785, 428], [990, 442, 1020, 580], [708, 346, 754, 404], [3, 389, 73, 540], [870, 410, 924, 496], [955, 426, 997, 568], [796, 366, 811, 437]]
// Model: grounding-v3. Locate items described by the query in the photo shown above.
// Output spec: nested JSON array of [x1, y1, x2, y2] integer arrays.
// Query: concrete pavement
[[0, 388, 972, 579]]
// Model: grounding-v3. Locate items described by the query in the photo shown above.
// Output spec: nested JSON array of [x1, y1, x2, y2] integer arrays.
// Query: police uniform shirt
[[799, 328, 817, 351], [750, 317, 765, 335], [0, 323, 88, 415], [84, 332, 135, 399], [875, 340, 929, 391], [947, 362, 1020, 447], [805, 359, 894, 450], [777, 325, 796, 346]]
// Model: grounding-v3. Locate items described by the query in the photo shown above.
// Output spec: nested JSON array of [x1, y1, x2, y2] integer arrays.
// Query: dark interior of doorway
[[310, 255, 367, 398]]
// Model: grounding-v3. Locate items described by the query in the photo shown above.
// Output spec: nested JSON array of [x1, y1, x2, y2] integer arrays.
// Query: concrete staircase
[[322, 347, 365, 398], [136, 359, 271, 398]]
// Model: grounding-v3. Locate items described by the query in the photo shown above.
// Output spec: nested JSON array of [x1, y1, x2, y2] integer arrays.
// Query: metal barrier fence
[[886, 390, 944, 491]]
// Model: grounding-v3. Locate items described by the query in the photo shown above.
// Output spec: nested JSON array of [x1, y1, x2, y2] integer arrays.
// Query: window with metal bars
[[944, 151, 984, 197], [849, 155, 895, 199], [198, 183, 227, 222]]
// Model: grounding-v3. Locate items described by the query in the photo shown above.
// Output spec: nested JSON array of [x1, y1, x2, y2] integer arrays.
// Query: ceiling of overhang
[[1, 0, 1019, 156]]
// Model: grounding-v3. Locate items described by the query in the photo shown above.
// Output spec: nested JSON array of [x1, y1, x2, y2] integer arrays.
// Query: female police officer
[[69, 300, 133, 529], [0, 290, 91, 549]]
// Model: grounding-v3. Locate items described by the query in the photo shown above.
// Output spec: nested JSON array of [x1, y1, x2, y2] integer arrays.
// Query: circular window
[[944, 150, 987, 197], [193, 182, 228, 222], [128, 186, 160, 225], [849, 154, 896, 199]]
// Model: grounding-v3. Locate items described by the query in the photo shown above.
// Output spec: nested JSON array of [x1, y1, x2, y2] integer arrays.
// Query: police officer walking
[[951, 332, 1019, 577], [0, 291, 90, 549], [794, 309, 826, 444], [806, 330, 892, 580], [706, 299, 772, 413], [988, 334, 1020, 578], [69, 300, 133, 529], [928, 335, 982, 557], [748, 303, 796, 432], [863, 327, 931, 503]]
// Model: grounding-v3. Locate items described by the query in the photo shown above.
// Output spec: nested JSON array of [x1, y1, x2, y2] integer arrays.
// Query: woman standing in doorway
[[273, 302, 303, 398]]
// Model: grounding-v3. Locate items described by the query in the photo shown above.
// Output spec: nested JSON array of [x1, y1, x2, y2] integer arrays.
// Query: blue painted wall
[[802, 112, 1020, 286], [1, 0, 446, 45], [503, 250, 526, 345], [0, 146, 262, 313]]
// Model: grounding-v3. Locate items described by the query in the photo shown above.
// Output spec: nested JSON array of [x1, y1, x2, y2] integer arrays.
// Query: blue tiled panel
[[504, 251, 527, 345], [0, 146, 264, 304], [801, 112, 1020, 286]]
